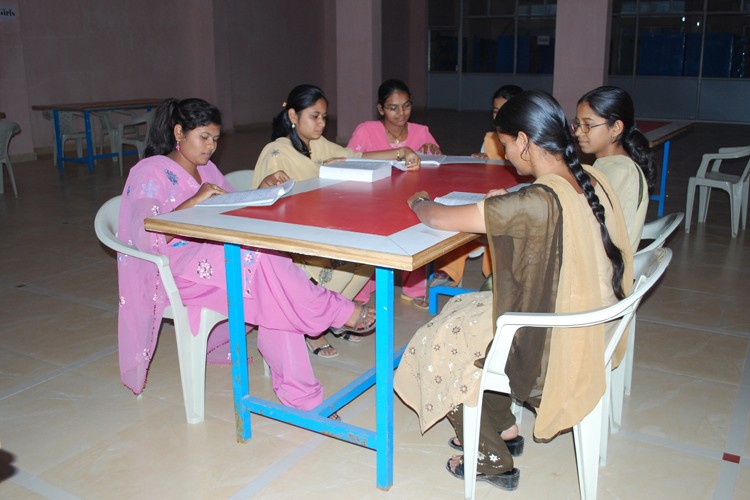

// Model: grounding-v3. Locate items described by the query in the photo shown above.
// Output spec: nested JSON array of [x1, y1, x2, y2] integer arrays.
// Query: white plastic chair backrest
[[637, 212, 684, 255], [94, 196, 184, 318], [224, 170, 254, 191], [119, 110, 154, 141], [695, 145, 750, 178], [0, 120, 21, 159], [57, 111, 85, 135], [482, 248, 672, 386]]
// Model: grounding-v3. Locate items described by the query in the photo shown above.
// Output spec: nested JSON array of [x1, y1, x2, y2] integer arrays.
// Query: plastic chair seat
[[461, 248, 672, 500], [94, 196, 268, 424]]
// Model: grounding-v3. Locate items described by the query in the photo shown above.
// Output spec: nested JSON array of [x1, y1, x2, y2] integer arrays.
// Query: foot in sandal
[[305, 334, 338, 358], [331, 300, 376, 337]]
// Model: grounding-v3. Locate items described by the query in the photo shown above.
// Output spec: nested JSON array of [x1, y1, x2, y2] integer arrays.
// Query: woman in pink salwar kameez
[[117, 98, 374, 412]]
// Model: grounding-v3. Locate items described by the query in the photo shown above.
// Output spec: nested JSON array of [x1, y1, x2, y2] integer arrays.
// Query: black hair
[[144, 98, 221, 157], [492, 84, 523, 102], [495, 90, 626, 300], [578, 86, 656, 193], [377, 79, 411, 108], [272, 84, 327, 158]]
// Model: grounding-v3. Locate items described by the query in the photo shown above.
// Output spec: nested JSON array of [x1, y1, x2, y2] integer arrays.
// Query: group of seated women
[[116, 79, 655, 489]]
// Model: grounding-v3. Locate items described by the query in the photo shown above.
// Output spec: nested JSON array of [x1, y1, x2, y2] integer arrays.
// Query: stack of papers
[[434, 183, 531, 206], [197, 179, 295, 207], [418, 154, 508, 166], [319, 158, 393, 182]]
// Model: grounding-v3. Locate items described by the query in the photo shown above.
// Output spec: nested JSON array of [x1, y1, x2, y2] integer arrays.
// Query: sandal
[[330, 330, 362, 343], [330, 301, 375, 337], [306, 338, 339, 358], [400, 293, 429, 310], [445, 456, 520, 491], [448, 435, 525, 457]]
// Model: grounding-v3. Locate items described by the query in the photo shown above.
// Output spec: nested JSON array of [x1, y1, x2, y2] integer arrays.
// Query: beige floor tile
[[634, 321, 748, 384]]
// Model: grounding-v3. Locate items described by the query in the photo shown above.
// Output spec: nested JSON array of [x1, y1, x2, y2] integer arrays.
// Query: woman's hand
[[194, 182, 226, 203], [258, 170, 290, 188], [471, 152, 489, 159], [401, 147, 421, 170], [419, 143, 441, 155], [322, 157, 347, 165], [485, 188, 508, 198], [407, 190, 430, 210]]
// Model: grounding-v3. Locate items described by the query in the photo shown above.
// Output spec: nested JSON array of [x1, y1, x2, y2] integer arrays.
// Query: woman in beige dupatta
[[394, 91, 633, 491]]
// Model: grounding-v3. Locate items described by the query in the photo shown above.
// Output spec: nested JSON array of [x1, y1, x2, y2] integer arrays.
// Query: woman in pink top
[[347, 80, 441, 307], [347, 79, 441, 155], [117, 98, 374, 413]]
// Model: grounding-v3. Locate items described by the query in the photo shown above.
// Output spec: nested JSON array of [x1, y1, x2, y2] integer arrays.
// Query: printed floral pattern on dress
[[242, 249, 260, 297], [270, 148, 280, 158], [170, 240, 188, 248], [165, 169, 179, 185], [141, 179, 159, 199], [196, 259, 213, 279]]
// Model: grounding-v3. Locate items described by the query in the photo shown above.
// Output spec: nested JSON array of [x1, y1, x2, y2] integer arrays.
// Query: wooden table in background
[[637, 120, 693, 216], [31, 99, 163, 173]]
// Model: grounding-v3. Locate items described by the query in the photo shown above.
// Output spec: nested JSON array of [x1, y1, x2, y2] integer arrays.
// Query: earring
[[175, 141, 181, 151], [292, 123, 296, 129]]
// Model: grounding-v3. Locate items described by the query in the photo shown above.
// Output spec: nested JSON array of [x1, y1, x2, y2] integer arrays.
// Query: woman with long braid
[[576, 86, 655, 251], [393, 90, 633, 490]]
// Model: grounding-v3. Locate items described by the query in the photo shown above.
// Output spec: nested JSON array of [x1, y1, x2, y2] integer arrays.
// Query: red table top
[[227, 163, 528, 236], [636, 120, 669, 133]]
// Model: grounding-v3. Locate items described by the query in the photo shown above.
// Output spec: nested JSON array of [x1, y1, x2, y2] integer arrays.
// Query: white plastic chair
[[116, 110, 154, 175], [685, 145, 750, 237], [44, 111, 87, 167], [93, 110, 136, 161], [462, 248, 672, 500], [224, 169, 254, 190], [0, 120, 21, 196], [94, 196, 267, 424]]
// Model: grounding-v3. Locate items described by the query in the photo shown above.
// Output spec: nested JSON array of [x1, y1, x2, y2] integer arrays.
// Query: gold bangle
[[396, 149, 402, 162]]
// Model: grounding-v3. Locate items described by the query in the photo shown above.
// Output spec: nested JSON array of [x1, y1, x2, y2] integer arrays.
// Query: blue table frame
[[144, 175, 487, 490], [32, 99, 163, 173], [643, 121, 693, 217]]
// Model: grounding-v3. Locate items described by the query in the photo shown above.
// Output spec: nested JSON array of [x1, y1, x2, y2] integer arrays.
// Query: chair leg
[[697, 186, 711, 224], [610, 362, 625, 433], [731, 185, 742, 237], [624, 316, 635, 396], [462, 402, 482, 500], [600, 365, 612, 467], [573, 397, 604, 500], [741, 180, 749, 230], [685, 179, 696, 233], [511, 399, 523, 425], [174, 315, 212, 424], [5, 160, 18, 197]]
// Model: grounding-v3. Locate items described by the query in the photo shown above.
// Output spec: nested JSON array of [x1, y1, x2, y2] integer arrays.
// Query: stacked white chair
[[116, 110, 154, 175], [0, 120, 21, 196]]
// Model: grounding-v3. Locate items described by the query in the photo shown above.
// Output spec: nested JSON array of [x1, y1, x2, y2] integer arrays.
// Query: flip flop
[[306, 338, 339, 358], [400, 293, 429, 310], [330, 330, 363, 343]]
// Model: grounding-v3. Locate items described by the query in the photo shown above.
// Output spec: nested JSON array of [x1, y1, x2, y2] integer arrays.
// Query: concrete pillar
[[335, 0, 382, 144], [553, 0, 612, 118]]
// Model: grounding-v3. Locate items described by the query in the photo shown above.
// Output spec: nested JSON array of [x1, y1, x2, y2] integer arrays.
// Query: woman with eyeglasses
[[346, 79, 440, 308], [251, 84, 419, 357], [347, 78, 441, 156], [394, 90, 632, 490], [575, 86, 655, 251]]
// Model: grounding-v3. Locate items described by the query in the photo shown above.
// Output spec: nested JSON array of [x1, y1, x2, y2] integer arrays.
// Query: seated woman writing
[[118, 97, 374, 414], [575, 85, 655, 251], [394, 90, 633, 490], [251, 84, 419, 357]]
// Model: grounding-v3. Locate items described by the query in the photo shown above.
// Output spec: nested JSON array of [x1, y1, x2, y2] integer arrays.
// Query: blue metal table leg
[[84, 111, 95, 172], [225, 243, 252, 442], [650, 139, 670, 217], [53, 111, 63, 173], [375, 266, 395, 490]]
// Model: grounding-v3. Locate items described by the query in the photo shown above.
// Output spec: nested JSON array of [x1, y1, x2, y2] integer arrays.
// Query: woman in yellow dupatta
[[394, 90, 633, 491]]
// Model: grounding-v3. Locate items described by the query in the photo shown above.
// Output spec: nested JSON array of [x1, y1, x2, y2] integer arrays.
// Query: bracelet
[[396, 148, 402, 162], [411, 195, 430, 209]]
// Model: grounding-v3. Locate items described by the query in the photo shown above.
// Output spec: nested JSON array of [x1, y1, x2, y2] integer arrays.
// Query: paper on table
[[434, 183, 531, 206], [418, 154, 507, 166], [197, 179, 295, 207]]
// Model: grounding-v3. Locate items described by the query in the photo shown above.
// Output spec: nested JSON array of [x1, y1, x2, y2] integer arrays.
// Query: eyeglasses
[[383, 101, 412, 113], [571, 121, 607, 133]]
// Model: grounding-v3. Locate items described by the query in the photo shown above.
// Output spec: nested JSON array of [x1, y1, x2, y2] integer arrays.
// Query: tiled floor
[[1, 113, 749, 499]]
